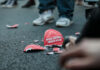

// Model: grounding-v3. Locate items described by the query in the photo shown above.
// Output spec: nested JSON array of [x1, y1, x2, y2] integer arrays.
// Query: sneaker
[[56, 17, 73, 27], [33, 10, 54, 26], [6, 0, 17, 8], [2, 0, 17, 8], [22, 0, 35, 8], [2, 4, 7, 7], [0, 0, 7, 5]]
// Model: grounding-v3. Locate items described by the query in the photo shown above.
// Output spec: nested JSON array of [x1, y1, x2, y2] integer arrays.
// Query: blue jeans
[[39, 0, 75, 20]]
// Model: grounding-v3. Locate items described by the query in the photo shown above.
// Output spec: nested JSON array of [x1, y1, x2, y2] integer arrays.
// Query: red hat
[[53, 47, 60, 52], [24, 44, 45, 52], [44, 29, 64, 47]]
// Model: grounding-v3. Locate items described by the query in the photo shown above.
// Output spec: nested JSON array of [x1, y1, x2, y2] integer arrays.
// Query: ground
[[0, 0, 86, 70]]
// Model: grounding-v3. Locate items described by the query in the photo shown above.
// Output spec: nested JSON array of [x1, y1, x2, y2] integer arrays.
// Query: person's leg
[[33, 0, 55, 26], [7, 0, 17, 7], [56, 0, 75, 27], [22, 0, 35, 8], [0, 0, 8, 5], [57, 0, 74, 20], [38, 0, 55, 13]]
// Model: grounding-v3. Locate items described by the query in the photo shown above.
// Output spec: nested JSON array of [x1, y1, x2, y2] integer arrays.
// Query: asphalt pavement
[[0, 0, 86, 70]]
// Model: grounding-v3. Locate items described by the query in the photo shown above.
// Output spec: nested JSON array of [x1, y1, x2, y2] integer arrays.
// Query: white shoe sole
[[56, 21, 73, 27], [1, 5, 7, 8], [2, 5, 17, 8], [33, 18, 54, 26], [7, 5, 17, 8]]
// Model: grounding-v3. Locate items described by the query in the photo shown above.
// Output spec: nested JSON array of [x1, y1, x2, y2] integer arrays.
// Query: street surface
[[0, 0, 86, 70]]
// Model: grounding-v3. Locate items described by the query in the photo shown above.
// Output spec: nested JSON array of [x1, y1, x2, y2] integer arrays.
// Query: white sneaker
[[56, 17, 73, 27], [33, 10, 54, 26], [6, 0, 16, 8], [2, 0, 17, 8], [6, 4, 14, 8], [2, 0, 10, 8], [2, 5, 7, 7], [2, 4, 15, 8]]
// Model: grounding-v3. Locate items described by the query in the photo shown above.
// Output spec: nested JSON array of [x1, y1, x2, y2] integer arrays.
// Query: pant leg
[[57, 0, 75, 20], [30, 0, 35, 4], [6, 0, 17, 4], [38, 0, 55, 13], [12, 0, 17, 4], [30, 0, 33, 1]]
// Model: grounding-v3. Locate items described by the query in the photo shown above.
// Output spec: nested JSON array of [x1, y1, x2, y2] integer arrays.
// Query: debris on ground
[[21, 41, 24, 43], [44, 47, 48, 50], [44, 29, 64, 47], [33, 40, 39, 43], [53, 47, 63, 54], [41, 38, 44, 42], [53, 47, 60, 52], [24, 44, 45, 52], [75, 32, 80, 36], [24, 29, 64, 54], [54, 50, 63, 54], [6, 24, 19, 28], [46, 52, 54, 55], [25, 22, 30, 25]]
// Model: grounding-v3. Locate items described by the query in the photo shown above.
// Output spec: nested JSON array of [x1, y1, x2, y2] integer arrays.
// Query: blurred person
[[22, 0, 35, 8], [84, 0, 99, 19], [76, 0, 83, 5], [60, 39, 100, 70], [60, 4, 100, 70], [0, 0, 7, 5], [33, 0, 75, 27], [1, 0, 17, 8], [63, 0, 100, 50], [75, 0, 97, 8]]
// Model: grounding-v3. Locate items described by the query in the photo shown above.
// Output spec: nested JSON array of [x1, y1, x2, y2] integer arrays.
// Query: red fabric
[[53, 48, 60, 52], [24, 44, 45, 52], [11, 24, 19, 28], [44, 29, 64, 46]]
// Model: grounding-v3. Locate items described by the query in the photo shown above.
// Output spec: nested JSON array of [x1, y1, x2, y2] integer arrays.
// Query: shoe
[[7, 0, 17, 8], [22, 0, 35, 8], [33, 10, 54, 26], [56, 17, 73, 27], [0, 0, 7, 5], [2, 4, 7, 7], [2, 0, 17, 8]]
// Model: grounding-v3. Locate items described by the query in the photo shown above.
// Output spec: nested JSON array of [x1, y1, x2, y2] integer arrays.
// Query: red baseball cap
[[44, 29, 64, 47]]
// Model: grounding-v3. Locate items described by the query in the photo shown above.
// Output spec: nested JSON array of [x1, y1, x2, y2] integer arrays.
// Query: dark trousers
[[38, 0, 75, 20]]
